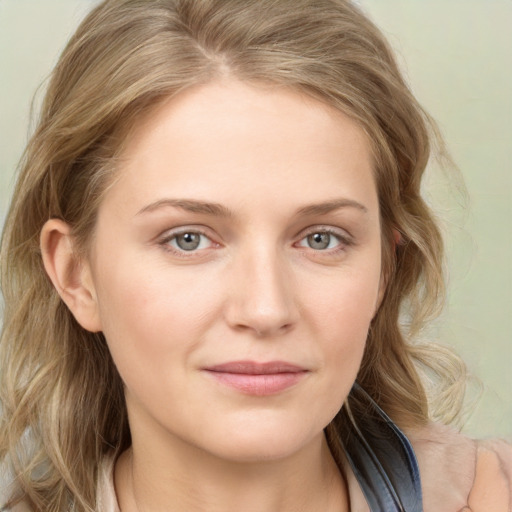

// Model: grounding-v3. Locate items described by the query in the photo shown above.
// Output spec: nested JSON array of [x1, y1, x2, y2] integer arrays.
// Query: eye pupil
[[176, 233, 201, 251], [307, 232, 330, 250]]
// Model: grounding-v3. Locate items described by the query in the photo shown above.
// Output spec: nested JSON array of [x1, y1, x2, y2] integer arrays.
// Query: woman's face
[[85, 80, 384, 462]]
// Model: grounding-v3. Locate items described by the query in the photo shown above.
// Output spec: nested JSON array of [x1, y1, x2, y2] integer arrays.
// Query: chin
[[196, 417, 325, 464], [210, 438, 312, 464]]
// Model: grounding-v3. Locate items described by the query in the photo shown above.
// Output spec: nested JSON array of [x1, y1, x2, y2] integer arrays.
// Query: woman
[[0, 0, 511, 511]]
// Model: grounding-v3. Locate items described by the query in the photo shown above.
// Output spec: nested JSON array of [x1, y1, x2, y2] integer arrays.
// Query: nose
[[224, 247, 299, 337]]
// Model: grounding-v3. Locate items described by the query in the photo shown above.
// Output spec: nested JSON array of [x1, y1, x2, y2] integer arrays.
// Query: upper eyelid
[[158, 225, 214, 240], [297, 225, 353, 240]]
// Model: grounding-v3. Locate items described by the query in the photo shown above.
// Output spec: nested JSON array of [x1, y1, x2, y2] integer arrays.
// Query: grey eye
[[307, 232, 332, 250], [175, 232, 202, 251]]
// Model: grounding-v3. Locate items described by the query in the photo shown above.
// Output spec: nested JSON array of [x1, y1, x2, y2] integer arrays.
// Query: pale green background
[[0, 1, 510, 438]]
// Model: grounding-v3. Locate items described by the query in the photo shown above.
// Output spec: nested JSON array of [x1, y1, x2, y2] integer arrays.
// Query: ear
[[40, 219, 102, 332]]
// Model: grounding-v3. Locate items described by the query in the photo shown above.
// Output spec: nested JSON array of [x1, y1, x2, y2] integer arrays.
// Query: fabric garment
[[341, 424, 512, 511], [340, 384, 423, 511]]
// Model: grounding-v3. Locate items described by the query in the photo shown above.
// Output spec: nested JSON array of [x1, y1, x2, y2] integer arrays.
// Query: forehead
[[104, 80, 377, 217], [122, 80, 372, 160]]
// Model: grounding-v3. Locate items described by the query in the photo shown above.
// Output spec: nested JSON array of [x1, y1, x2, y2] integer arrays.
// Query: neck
[[115, 426, 348, 512]]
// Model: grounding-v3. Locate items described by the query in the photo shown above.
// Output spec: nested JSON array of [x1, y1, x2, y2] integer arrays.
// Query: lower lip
[[204, 371, 307, 396]]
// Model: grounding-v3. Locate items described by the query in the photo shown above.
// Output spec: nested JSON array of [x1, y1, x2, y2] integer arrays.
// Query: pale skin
[[41, 80, 386, 512]]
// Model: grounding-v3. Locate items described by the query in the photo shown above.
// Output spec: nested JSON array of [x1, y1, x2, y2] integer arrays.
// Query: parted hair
[[0, 0, 465, 510]]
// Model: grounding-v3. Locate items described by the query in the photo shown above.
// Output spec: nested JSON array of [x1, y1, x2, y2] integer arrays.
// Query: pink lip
[[203, 361, 309, 396]]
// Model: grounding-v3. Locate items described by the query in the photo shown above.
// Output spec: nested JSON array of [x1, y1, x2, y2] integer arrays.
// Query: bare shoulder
[[407, 422, 512, 512]]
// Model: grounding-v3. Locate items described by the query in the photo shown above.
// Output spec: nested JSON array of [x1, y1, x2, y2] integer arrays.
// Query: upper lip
[[203, 361, 308, 375]]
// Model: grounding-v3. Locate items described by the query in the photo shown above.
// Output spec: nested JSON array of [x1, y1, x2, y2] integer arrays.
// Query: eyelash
[[295, 227, 353, 256], [158, 227, 217, 258], [157, 226, 353, 258]]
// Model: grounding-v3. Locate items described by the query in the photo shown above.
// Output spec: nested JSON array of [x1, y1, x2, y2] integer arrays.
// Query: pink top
[[94, 423, 512, 512]]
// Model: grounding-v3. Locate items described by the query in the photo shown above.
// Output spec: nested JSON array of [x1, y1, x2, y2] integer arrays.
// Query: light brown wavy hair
[[0, 0, 466, 510]]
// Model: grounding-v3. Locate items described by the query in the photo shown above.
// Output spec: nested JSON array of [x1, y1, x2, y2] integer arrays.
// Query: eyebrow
[[136, 198, 234, 217], [136, 197, 368, 217], [296, 198, 368, 216]]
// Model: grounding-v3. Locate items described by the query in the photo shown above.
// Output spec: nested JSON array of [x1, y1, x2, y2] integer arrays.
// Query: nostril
[[239, 321, 294, 338]]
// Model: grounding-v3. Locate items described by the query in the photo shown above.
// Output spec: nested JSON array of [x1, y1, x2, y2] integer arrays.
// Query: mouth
[[202, 360, 309, 396]]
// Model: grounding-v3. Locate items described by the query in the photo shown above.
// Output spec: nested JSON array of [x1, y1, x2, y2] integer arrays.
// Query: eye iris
[[176, 233, 201, 251], [308, 232, 330, 250]]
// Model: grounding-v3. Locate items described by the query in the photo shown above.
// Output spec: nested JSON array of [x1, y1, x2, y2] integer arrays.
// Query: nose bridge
[[226, 239, 297, 336]]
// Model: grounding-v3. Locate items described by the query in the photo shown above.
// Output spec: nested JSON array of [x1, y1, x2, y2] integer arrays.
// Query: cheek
[[286, 272, 378, 434], [304, 263, 381, 333], [302, 265, 381, 375], [92, 257, 222, 383]]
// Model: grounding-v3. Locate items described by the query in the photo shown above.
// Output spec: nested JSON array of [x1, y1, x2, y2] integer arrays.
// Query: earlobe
[[40, 219, 102, 332]]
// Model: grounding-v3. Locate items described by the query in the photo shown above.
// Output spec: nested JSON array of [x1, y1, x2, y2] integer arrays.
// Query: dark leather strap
[[342, 383, 423, 512]]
